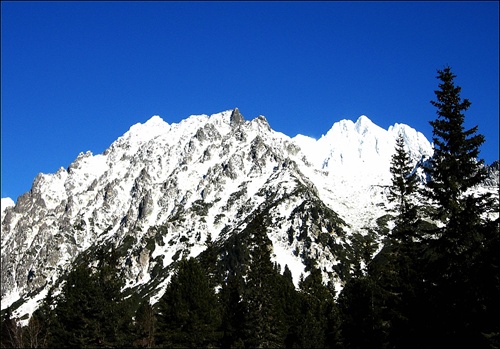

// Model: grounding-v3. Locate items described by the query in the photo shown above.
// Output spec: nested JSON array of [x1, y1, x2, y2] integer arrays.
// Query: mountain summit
[[1, 109, 497, 323]]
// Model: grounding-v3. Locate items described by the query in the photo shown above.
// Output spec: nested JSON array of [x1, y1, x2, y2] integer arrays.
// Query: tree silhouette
[[388, 132, 420, 243]]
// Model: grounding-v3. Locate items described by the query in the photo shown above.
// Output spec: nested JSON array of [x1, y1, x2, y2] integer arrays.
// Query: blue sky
[[1, 1, 499, 201]]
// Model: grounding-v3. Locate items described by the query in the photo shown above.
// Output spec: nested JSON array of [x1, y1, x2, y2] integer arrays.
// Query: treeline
[[1, 230, 343, 349], [2, 67, 499, 348]]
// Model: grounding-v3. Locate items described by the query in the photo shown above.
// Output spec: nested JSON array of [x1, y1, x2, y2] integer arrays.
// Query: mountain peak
[[356, 114, 371, 123], [144, 115, 165, 126], [354, 115, 376, 133], [121, 114, 170, 145], [230, 108, 245, 126], [292, 114, 433, 174]]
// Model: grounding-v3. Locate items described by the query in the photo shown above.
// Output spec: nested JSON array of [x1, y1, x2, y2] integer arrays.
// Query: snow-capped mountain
[[1, 108, 497, 323], [294, 115, 430, 174]]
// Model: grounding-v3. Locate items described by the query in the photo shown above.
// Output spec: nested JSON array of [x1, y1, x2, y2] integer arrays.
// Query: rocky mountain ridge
[[2, 108, 498, 323]]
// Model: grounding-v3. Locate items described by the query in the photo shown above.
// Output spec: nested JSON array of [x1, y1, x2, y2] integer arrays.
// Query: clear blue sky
[[2, 1, 499, 201]]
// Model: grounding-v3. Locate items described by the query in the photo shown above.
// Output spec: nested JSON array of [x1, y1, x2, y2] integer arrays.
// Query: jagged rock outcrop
[[484, 160, 500, 188], [230, 107, 245, 127]]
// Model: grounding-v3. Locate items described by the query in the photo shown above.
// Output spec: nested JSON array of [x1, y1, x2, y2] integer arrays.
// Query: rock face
[[230, 107, 245, 127], [1, 108, 498, 322], [484, 161, 500, 188]]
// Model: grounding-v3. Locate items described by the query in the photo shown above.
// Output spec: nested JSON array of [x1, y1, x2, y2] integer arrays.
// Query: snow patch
[[1, 197, 15, 220]]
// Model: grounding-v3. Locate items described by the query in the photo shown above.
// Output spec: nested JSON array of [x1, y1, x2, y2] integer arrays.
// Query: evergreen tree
[[47, 257, 97, 348], [425, 66, 492, 241], [388, 133, 419, 242], [379, 133, 428, 347], [296, 267, 340, 349], [48, 246, 132, 348], [359, 241, 428, 349], [155, 257, 222, 348], [26, 287, 57, 348], [338, 274, 384, 348], [216, 227, 252, 348], [240, 216, 287, 348], [219, 271, 246, 349], [199, 231, 219, 289], [422, 66, 498, 347], [218, 214, 298, 348], [132, 300, 156, 348], [276, 265, 303, 349]]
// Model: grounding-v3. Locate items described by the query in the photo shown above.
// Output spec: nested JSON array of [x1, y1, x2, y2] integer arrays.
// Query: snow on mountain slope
[[1, 197, 15, 221], [293, 115, 433, 176], [292, 115, 433, 233], [2, 108, 495, 324]]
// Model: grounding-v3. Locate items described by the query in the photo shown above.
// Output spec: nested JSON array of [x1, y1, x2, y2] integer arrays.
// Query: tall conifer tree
[[425, 66, 491, 241], [423, 66, 497, 348], [388, 133, 419, 242], [241, 215, 286, 348]]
